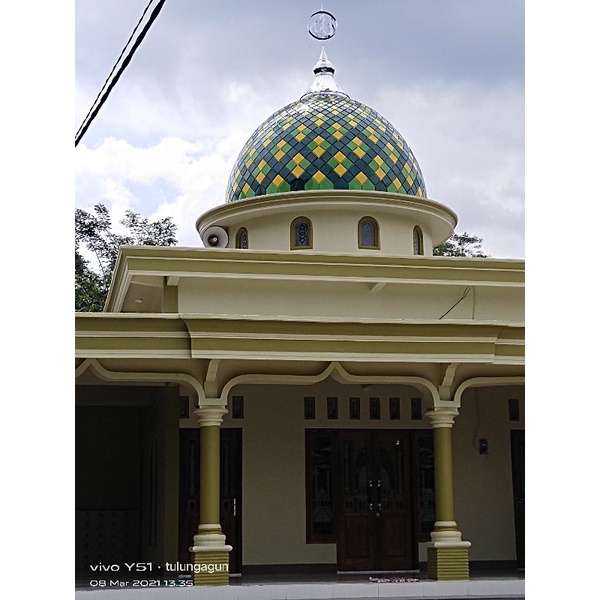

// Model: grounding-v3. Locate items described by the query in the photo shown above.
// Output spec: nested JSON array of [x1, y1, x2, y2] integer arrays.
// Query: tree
[[75, 204, 178, 311], [75, 249, 106, 312], [433, 232, 489, 257]]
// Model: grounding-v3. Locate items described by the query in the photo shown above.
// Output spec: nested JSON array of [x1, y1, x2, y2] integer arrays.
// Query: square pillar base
[[427, 545, 470, 580], [192, 551, 230, 586]]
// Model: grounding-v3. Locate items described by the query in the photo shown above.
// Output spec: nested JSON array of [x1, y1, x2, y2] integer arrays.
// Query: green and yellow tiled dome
[[226, 92, 427, 203]]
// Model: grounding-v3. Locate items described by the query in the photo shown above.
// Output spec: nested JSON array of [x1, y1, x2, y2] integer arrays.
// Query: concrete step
[[75, 577, 525, 600]]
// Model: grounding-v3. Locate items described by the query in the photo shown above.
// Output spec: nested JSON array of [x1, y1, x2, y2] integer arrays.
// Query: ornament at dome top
[[307, 10, 337, 40]]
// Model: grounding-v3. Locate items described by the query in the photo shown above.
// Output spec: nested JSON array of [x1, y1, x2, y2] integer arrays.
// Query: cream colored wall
[[453, 385, 525, 561], [227, 208, 432, 255], [179, 277, 524, 322], [238, 384, 323, 565], [469, 287, 525, 321], [230, 214, 287, 252], [214, 381, 524, 566], [223, 381, 429, 566]]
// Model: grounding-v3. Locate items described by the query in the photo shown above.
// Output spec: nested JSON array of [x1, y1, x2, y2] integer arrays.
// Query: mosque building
[[75, 11, 524, 587]]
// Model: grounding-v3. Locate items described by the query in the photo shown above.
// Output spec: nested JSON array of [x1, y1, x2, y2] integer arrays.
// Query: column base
[[191, 550, 230, 585], [189, 527, 232, 586], [427, 543, 470, 580]]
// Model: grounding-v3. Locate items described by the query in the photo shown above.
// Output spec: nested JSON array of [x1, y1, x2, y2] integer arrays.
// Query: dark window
[[389, 397, 400, 420], [179, 396, 190, 419], [327, 397, 338, 420], [411, 397, 422, 420], [232, 396, 244, 419], [291, 217, 312, 249], [235, 227, 249, 249], [305, 430, 336, 542], [413, 226, 424, 255], [509, 398, 520, 421], [304, 397, 316, 420], [349, 397, 360, 420], [369, 397, 381, 420], [358, 217, 380, 249]]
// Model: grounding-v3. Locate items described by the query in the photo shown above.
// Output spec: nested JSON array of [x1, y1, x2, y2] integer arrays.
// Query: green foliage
[[75, 204, 177, 311], [433, 232, 489, 257], [75, 250, 106, 312]]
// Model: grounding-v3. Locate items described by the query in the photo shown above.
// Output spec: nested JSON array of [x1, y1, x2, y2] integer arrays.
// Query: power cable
[[75, 0, 168, 147], [439, 286, 472, 319], [75, 0, 156, 141]]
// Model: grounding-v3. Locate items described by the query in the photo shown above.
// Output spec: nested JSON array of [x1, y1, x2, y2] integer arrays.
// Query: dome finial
[[302, 46, 348, 98], [304, 9, 347, 98]]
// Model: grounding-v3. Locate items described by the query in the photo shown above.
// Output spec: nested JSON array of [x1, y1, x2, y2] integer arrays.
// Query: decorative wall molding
[[75, 357, 205, 402]]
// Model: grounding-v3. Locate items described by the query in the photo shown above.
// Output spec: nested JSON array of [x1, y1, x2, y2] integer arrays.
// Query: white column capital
[[426, 407, 459, 428], [194, 406, 228, 427]]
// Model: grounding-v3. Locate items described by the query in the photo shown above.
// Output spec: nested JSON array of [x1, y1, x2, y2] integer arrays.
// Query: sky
[[74, 0, 525, 258]]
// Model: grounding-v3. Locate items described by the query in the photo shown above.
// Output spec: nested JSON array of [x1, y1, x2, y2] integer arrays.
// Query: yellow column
[[426, 408, 471, 580], [189, 406, 231, 585]]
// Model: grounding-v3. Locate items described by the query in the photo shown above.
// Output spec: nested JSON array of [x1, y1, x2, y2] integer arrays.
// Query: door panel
[[178, 429, 200, 565], [337, 430, 415, 571], [510, 430, 525, 569], [374, 432, 414, 570], [220, 429, 242, 573], [338, 431, 373, 570]]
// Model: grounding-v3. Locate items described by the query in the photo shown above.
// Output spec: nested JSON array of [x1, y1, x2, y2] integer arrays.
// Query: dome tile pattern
[[226, 93, 427, 202]]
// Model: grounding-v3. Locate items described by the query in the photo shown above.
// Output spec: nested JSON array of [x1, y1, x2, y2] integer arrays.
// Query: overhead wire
[[75, 0, 168, 147], [439, 286, 472, 319], [75, 0, 156, 142]]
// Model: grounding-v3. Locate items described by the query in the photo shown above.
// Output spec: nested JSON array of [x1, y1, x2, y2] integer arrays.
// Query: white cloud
[[76, 134, 242, 246], [373, 79, 524, 257], [75, 1, 524, 258]]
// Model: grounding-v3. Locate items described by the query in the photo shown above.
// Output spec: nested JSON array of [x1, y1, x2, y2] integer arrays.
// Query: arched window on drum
[[291, 217, 313, 250], [413, 226, 424, 255], [358, 217, 380, 249], [235, 227, 249, 249]]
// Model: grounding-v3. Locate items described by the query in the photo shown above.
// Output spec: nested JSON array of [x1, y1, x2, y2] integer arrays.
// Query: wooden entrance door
[[220, 429, 242, 573], [337, 430, 415, 571], [178, 428, 242, 573], [510, 430, 525, 569]]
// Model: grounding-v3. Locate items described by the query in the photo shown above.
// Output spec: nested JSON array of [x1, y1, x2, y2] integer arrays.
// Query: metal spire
[[302, 47, 348, 98]]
